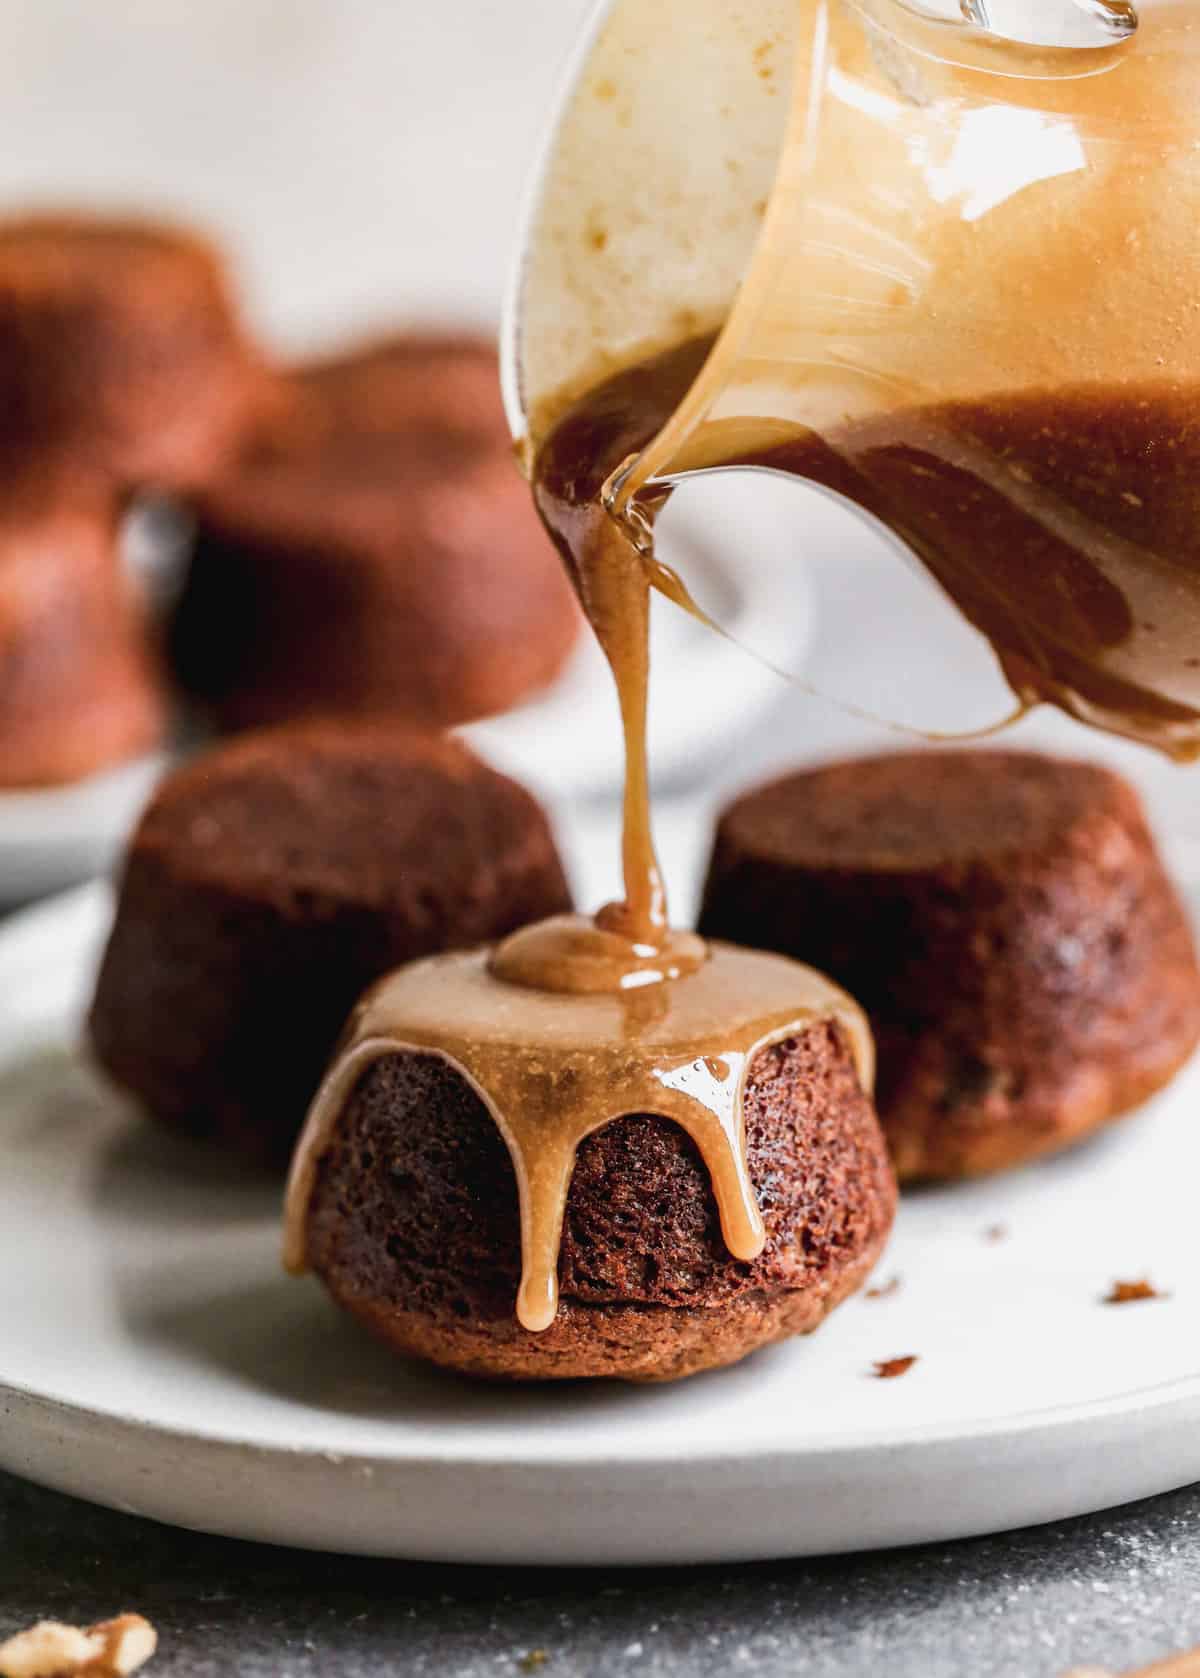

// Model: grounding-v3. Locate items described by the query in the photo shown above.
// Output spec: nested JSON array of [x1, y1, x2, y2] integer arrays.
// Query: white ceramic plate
[[0, 753, 172, 910], [2, 869, 1200, 1565]]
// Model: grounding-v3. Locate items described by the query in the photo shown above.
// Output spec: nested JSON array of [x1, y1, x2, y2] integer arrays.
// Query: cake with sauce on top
[[289, 1011, 895, 1382], [700, 750, 1200, 1180], [282, 922, 895, 1383]]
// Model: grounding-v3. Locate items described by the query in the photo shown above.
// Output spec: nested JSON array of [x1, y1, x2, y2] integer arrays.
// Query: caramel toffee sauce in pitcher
[[287, 0, 1200, 1332], [551, 338, 1200, 760]]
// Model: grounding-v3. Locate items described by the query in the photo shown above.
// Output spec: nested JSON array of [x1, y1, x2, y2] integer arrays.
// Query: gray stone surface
[[3, 1469, 1200, 1677]]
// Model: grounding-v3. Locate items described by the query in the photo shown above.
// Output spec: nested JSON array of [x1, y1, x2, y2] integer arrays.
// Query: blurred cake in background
[[0, 212, 267, 791], [272, 332, 514, 456], [0, 215, 267, 495], [0, 220, 582, 795], [170, 332, 581, 734], [0, 484, 166, 788]]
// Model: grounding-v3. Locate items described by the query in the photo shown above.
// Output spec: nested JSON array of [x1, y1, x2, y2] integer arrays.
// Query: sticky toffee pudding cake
[[700, 751, 1200, 1180], [269, 331, 517, 456], [285, 951, 893, 1383], [170, 333, 581, 733], [0, 486, 165, 788], [0, 215, 264, 494], [88, 726, 573, 1166]]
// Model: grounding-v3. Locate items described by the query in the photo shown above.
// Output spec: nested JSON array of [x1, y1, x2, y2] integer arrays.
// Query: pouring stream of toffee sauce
[[286, 312, 1200, 1331], [282, 333, 875, 1333]]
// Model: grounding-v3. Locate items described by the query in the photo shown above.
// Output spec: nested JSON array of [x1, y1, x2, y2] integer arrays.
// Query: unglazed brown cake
[[170, 332, 581, 733], [88, 725, 573, 1166], [274, 331, 516, 456], [0, 485, 165, 788], [700, 751, 1200, 1180], [299, 1015, 894, 1382], [0, 215, 265, 494]]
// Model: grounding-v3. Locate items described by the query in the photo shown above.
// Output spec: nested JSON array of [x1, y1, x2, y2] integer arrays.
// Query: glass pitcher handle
[[897, 0, 1137, 45]]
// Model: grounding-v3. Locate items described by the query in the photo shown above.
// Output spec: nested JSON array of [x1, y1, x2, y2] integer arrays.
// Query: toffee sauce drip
[[283, 942, 873, 1333], [530, 338, 715, 946]]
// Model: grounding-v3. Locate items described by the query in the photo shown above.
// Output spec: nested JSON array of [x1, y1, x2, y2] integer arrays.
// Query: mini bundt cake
[[170, 333, 581, 733], [89, 725, 573, 1166], [298, 1014, 895, 1382], [272, 331, 514, 457], [700, 750, 1200, 1180], [0, 486, 165, 787], [0, 214, 264, 493]]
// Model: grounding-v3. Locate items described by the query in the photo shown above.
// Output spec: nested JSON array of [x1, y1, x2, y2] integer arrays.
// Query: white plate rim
[[4, 879, 1200, 1563], [3, 1341, 1200, 1466], [1, 882, 1198, 1469]]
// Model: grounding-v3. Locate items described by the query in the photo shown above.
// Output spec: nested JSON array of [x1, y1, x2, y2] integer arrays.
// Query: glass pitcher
[[504, 0, 1200, 760]]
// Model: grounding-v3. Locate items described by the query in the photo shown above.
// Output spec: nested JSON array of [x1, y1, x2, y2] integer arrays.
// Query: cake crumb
[[1104, 1279, 1168, 1306], [0, 1616, 156, 1678], [872, 1356, 917, 1380], [518, 1652, 548, 1673], [866, 1277, 901, 1300], [985, 1224, 1009, 1244]]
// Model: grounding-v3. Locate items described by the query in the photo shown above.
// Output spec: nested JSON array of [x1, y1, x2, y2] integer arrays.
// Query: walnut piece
[[0, 1616, 157, 1678]]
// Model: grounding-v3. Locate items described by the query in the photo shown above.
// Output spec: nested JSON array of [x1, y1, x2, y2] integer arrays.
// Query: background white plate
[[1, 860, 1200, 1566], [0, 754, 171, 910]]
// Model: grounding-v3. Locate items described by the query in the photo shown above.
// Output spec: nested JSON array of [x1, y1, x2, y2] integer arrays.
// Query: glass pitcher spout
[[897, 0, 1137, 47], [861, 0, 1140, 65], [965, 0, 1137, 44]]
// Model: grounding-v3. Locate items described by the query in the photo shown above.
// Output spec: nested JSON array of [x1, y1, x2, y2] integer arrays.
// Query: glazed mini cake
[[289, 973, 895, 1383], [700, 750, 1200, 1180]]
